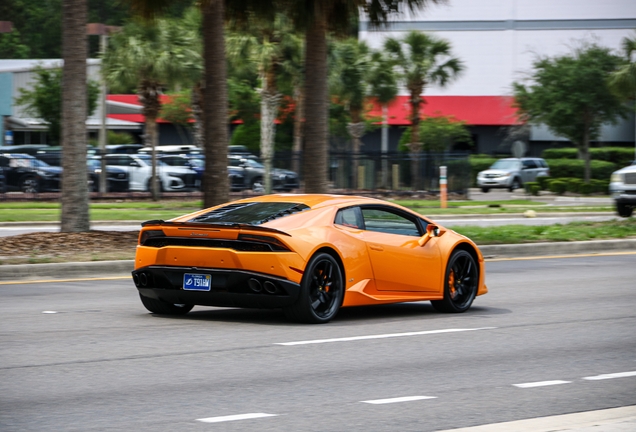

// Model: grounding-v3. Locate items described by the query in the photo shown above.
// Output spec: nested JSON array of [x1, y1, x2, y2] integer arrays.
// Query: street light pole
[[98, 32, 108, 194]]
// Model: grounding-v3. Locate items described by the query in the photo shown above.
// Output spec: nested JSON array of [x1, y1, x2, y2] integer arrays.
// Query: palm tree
[[102, 16, 202, 200], [330, 38, 372, 189], [226, 14, 300, 193], [285, 0, 440, 193], [384, 30, 463, 190], [367, 50, 398, 188], [60, 0, 89, 232]]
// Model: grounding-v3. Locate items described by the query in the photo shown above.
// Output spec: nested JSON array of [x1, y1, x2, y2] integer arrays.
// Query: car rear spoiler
[[140, 220, 291, 236]]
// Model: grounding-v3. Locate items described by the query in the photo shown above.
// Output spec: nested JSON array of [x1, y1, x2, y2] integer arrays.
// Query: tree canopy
[[15, 66, 99, 145], [513, 43, 628, 182]]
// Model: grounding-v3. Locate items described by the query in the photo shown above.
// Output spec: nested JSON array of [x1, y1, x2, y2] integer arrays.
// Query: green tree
[[103, 15, 202, 200], [384, 30, 463, 190], [0, 28, 30, 59], [284, 0, 442, 193], [330, 38, 373, 189], [514, 43, 629, 182], [367, 50, 398, 188], [226, 13, 300, 193], [398, 115, 471, 153], [15, 66, 99, 145], [160, 91, 195, 144]]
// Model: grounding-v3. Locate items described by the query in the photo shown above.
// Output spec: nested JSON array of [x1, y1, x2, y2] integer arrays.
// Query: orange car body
[[133, 194, 487, 319]]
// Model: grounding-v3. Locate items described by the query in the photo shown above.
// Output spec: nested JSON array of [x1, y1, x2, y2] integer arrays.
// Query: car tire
[[431, 250, 478, 313], [251, 177, 264, 192], [480, 187, 489, 193], [509, 178, 521, 192], [283, 252, 343, 324], [20, 176, 39, 193], [139, 293, 194, 315], [616, 202, 633, 218]]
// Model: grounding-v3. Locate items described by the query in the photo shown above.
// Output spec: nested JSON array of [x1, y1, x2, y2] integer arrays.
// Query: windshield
[[490, 160, 520, 170]]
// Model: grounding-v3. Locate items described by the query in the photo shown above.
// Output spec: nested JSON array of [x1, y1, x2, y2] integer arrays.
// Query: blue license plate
[[183, 273, 211, 291]]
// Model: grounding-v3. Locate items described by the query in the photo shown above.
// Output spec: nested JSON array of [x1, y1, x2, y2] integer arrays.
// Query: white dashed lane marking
[[583, 371, 636, 380], [274, 327, 497, 346], [513, 380, 571, 388], [196, 413, 278, 423], [361, 396, 437, 405]]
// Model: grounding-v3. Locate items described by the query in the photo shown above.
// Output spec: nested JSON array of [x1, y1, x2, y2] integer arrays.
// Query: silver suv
[[477, 157, 550, 192], [609, 163, 636, 217]]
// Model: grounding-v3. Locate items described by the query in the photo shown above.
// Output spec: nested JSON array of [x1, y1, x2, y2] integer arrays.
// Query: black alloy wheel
[[481, 187, 489, 193], [139, 293, 194, 315], [509, 178, 521, 192], [20, 176, 39, 193], [431, 250, 478, 313], [284, 252, 344, 324]]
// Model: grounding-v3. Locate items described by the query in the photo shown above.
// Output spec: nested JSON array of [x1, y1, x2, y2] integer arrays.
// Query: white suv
[[104, 154, 197, 192], [609, 163, 636, 217], [477, 157, 550, 192]]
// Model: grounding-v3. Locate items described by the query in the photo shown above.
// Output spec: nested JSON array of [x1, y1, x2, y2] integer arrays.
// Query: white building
[[360, 0, 636, 156]]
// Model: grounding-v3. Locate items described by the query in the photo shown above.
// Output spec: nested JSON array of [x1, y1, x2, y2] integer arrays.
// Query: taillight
[[139, 230, 165, 245]]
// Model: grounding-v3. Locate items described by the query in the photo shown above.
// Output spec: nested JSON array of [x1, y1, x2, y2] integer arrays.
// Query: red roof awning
[[367, 96, 521, 126]]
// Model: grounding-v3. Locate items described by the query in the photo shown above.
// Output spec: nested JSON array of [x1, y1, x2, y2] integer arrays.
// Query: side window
[[361, 208, 421, 237], [335, 207, 362, 228], [0, 156, 8, 168], [523, 159, 537, 169]]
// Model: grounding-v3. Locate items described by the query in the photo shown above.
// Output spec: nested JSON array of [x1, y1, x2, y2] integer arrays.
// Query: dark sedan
[[87, 158, 129, 192], [0, 153, 61, 193]]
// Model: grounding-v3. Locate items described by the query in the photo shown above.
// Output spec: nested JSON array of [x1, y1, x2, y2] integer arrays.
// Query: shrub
[[542, 147, 634, 166], [566, 178, 583, 193], [579, 182, 592, 195], [525, 181, 539, 194], [230, 122, 260, 153], [530, 184, 541, 196], [537, 176, 552, 190], [590, 179, 609, 194], [549, 180, 567, 195], [545, 159, 616, 180]]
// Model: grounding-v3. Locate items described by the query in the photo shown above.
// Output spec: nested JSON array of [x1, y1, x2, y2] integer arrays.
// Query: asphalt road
[[1, 254, 635, 431]]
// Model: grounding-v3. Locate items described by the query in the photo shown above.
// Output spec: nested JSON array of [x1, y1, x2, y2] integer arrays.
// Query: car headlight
[[610, 173, 622, 183]]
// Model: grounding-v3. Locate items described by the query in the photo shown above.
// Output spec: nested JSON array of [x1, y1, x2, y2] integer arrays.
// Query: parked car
[[609, 164, 636, 217], [0, 144, 49, 157], [477, 157, 550, 192], [0, 166, 6, 193], [228, 155, 299, 192], [0, 153, 61, 193], [159, 154, 246, 191], [138, 145, 202, 156], [104, 154, 197, 192], [86, 157, 129, 192], [132, 194, 488, 322]]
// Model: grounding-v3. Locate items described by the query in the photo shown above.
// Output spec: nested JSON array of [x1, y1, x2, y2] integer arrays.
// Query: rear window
[[188, 202, 309, 225]]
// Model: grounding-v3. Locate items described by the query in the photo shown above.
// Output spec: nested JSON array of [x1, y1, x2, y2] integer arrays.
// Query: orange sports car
[[132, 194, 487, 323]]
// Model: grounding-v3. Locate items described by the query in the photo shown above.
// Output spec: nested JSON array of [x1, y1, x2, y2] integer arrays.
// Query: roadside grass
[[453, 219, 636, 244], [0, 199, 614, 222]]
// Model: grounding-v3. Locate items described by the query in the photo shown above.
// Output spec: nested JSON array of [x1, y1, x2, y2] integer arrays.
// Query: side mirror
[[418, 224, 443, 247]]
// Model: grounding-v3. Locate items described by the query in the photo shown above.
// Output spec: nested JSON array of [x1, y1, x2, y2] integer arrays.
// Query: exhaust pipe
[[133, 273, 140, 287], [139, 272, 148, 287], [264, 281, 277, 294], [248, 278, 263, 293]]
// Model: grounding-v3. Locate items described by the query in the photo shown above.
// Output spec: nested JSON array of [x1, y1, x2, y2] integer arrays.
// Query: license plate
[[183, 273, 211, 291]]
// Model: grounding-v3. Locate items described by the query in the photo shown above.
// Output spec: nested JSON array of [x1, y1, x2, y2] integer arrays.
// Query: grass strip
[[452, 219, 636, 244]]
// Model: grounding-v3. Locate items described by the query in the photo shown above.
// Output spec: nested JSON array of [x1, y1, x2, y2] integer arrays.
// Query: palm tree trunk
[[191, 81, 204, 149], [202, 0, 229, 207], [381, 103, 389, 188], [346, 109, 364, 190], [302, 6, 329, 193], [60, 0, 89, 232], [409, 95, 422, 191], [146, 115, 159, 200], [292, 84, 304, 177], [260, 85, 280, 194], [139, 82, 161, 200]]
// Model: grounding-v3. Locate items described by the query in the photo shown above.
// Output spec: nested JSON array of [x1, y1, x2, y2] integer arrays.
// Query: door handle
[[369, 244, 384, 251]]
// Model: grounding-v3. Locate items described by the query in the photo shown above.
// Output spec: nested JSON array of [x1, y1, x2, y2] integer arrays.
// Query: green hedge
[[545, 159, 616, 180], [543, 147, 634, 167]]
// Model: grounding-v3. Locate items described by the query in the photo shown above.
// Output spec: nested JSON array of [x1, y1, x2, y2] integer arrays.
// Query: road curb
[[1, 239, 634, 282]]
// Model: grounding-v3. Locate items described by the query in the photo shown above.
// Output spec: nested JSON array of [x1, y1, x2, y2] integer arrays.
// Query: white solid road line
[[361, 396, 437, 405], [274, 327, 497, 346], [196, 413, 278, 423], [513, 380, 571, 388], [583, 371, 636, 380]]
